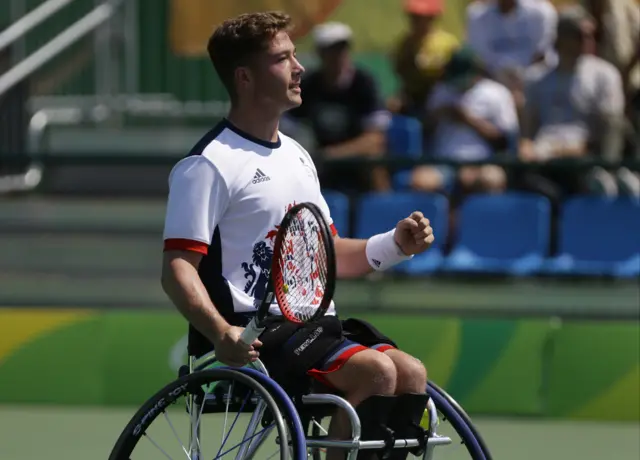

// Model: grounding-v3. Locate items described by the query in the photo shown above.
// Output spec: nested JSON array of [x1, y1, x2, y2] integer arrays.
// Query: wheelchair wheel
[[426, 381, 493, 460], [109, 368, 303, 460]]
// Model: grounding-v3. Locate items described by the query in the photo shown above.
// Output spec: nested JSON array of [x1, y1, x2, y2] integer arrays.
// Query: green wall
[[1, 308, 638, 421]]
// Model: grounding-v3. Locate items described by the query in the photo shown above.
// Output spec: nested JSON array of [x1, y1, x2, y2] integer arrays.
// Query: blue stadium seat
[[543, 197, 640, 278], [442, 193, 551, 275], [386, 115, 423, 191], [322, 190, 350, 237], [354, 192, 449, 273]]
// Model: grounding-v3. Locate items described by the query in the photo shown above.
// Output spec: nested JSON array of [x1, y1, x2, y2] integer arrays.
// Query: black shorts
[[188, 315, 397, 394]]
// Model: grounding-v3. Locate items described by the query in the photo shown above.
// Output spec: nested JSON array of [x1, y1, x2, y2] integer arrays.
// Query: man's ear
[[234, 66, 252, 91]]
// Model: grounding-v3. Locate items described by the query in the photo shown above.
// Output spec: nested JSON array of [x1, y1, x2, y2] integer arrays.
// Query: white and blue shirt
[[162, 119, 338, 319]]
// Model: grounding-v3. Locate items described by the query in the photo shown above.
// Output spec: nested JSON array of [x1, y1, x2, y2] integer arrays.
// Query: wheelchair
[[109, 350, 493, 460]]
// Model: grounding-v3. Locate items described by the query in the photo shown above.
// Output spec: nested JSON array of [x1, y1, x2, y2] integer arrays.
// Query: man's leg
[[320, 349, 398, 460], [383, 348, 428, 394], [382, 348, 429, 460]]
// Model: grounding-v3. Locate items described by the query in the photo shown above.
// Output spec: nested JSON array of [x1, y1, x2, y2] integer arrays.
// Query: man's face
[[557, 20, 595, 58], [238, 31, 305, 112], [496, 0, 516, 12]]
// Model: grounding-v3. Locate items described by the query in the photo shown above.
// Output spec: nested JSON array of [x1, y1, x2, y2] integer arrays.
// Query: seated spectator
[[389, 0, 461, 118], [518, 6, 635, 197], [411, 47, 519, 195], [581, 0, 640, 157], [466, 0, 558, 89], [283, 22, 392, 194]]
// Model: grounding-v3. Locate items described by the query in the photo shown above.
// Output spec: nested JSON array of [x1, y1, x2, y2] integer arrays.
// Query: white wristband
[[365, 229, 413, 271]]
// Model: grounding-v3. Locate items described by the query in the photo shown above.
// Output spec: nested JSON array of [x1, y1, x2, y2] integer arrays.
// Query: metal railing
[[0, 0, 125, 98], [0, 0, 133, 192], [0, 0, 77, 54]]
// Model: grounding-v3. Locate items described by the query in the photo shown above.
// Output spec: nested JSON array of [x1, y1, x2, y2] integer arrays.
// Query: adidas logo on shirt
[[372, 259, 382, 268], [252, 168, 271, 184]]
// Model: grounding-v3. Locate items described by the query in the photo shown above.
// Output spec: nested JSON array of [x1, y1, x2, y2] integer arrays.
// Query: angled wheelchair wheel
[[425, 381, 493, 460], [108, 368, 304, 460], [193, 357, 308, 459]]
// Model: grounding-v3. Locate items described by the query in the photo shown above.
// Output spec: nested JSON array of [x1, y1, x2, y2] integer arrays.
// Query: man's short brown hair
[[208, 11, 293, 99]]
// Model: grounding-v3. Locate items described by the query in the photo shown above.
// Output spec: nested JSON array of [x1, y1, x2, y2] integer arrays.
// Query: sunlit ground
[[0, 405, 638, 459]]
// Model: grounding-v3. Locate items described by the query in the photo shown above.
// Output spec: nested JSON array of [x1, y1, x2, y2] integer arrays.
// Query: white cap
[[312, 22, 353, 48]]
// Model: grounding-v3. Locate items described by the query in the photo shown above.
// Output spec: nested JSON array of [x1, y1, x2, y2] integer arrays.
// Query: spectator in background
[[466, 0, 558, 113], [582, 0, 639, 96], [581, 0, 640, 157], [518, 6, 636, 197], [467, 0, 558, 77], [411, 47, 518, 195], [284, 22, 392, 194], [389, 0, 460, 117]]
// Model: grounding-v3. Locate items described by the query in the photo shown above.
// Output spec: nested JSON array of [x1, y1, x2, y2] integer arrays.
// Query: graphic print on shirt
[[240, 201, 324, 310], [241, 240, 273, 304], [241, 202, 296, 306]]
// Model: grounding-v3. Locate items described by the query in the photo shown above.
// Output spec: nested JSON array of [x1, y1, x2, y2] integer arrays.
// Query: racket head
[[271, 202, 336, 324]]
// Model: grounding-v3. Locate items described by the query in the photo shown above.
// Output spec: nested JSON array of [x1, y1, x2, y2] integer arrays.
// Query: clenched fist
[[394, 211, 435, 256]]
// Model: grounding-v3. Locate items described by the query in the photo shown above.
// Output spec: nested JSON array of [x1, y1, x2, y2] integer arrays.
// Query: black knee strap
[[386, 393, 430, 459], [355, 395, 396, 460]]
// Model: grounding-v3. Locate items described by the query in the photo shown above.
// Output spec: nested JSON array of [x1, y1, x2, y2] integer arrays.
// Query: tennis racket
[[239, 202, 337, 346]]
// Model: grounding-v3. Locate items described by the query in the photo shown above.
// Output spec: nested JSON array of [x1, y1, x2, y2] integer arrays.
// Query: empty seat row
[[322, 191, 640, 278]]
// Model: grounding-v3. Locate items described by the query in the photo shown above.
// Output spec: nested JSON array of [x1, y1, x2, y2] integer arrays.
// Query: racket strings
[[277, 208, 329, 322]]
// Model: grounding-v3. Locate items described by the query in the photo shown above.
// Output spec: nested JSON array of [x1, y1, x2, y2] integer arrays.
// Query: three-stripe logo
[[252, 168, 271, 184]]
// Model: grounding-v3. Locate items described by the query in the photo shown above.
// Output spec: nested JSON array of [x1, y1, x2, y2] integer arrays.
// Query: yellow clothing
[[394, 28, 461, 106]]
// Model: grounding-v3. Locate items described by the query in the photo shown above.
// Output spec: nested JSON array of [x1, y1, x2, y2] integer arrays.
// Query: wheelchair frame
[[186, 351, 453, 460]]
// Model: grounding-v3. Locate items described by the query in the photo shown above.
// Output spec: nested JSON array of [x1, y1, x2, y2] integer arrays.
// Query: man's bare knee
[[324, 350, 397, 404], [411, 166, 444, 192], [478, 165, 507, 193], [384, 349, 427, 394]]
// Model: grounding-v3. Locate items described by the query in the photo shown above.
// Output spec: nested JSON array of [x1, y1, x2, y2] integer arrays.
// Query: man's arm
[[161, 250, 230, 344], [519, 80, 542, 161], [455, 108, 508, 149], [322, 130, 385, 159], [161, 155, 259, 366], [592, 65, 626, 161], [333, 212, 435, 279], [161, 155, 231, 342], [333, 237, 371, 279]]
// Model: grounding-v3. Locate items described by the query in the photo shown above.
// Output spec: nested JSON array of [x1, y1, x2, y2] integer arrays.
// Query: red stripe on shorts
[[306, 344, 368, 388], [373, 344, 395, 353]]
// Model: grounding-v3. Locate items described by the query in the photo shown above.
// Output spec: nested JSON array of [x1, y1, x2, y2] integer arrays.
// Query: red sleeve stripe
[[163, 238, 209, 255], [330, 223, 338, 236]]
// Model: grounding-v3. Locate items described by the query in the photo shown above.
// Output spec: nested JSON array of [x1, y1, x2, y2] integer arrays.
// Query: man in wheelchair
[[161, 11, 435, 460]]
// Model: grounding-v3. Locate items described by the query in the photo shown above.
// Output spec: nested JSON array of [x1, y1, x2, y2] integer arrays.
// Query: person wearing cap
[[410, 46, 518, 195], [390, 0, 461, 117], [284, 21, 392, 194], [518, 5, 633, 198]]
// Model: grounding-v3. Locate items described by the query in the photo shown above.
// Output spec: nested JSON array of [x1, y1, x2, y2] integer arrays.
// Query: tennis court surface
[[0, 404, 638, 459]]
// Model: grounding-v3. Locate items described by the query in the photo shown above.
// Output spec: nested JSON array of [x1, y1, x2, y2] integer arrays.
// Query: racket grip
[[239, 318, 265, 346]]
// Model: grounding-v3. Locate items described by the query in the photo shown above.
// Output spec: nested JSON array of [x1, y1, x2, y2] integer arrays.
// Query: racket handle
[[239, 317, 265, 346]]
